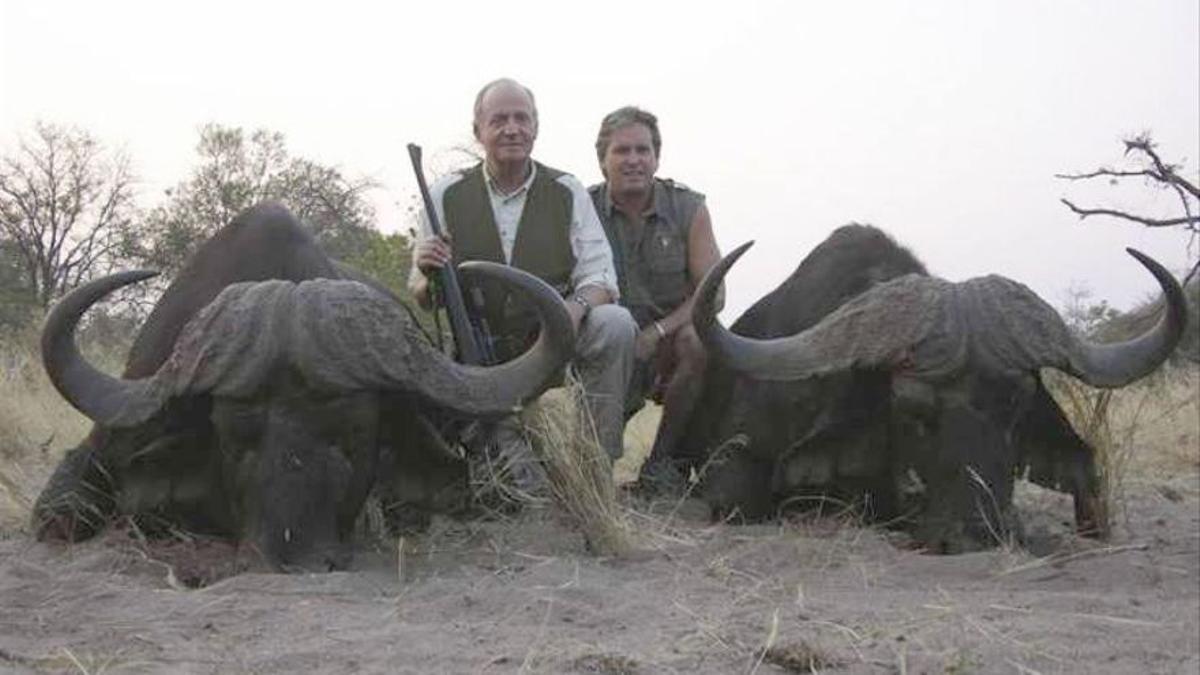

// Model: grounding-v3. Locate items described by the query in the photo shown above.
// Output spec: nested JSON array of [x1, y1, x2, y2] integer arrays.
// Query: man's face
[[475, 84, 537, 167], [602, 123, 658, 197]]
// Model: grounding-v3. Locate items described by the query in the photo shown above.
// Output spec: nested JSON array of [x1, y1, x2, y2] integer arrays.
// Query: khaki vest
[[443, 162, 576, 359], [589, 178, 703, 327]]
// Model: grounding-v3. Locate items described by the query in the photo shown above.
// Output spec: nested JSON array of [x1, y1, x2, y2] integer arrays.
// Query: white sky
[[2, 0, 1197, 319]]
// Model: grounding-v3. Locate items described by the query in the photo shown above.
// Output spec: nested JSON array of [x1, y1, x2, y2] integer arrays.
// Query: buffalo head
[[692, 240, 1186, 552], [39, 264, 573, 571]]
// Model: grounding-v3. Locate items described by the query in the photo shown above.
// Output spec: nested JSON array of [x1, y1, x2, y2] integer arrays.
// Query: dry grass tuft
[[1046, 367, 1200, 535], [571, 652, 641, 675], [465, 424, 554, 518], [761, 640, 844, 673], [521, 376, 640, 557], [15, 646, 140, 675], [1045, 371, 1121, 538], [0, 330, 109, 533]]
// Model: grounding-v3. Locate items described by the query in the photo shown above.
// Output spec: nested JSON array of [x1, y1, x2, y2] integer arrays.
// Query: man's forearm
[[656, 301, 691, 336], [657, 283, 723, 335], [573, 283, 614, 307]]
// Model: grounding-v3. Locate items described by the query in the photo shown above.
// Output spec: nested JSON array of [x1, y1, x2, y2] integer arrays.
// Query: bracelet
[[653, 320, 668, 339]]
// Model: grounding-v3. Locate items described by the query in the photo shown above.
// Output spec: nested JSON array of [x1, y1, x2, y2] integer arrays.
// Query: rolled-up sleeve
[[557, 174, 619, 300]]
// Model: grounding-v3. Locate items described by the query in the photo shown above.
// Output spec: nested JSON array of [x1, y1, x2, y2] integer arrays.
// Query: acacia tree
[[0, 122, 137, 310], [138, 124, 381, 275]]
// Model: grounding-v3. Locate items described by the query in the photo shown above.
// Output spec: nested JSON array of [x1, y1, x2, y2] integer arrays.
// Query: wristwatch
[[571, 294, 592, 319]]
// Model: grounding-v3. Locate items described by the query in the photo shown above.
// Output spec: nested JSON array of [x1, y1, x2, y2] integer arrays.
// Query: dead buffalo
[[33, 202, 573, 571], [684, 225, 1185, 552]]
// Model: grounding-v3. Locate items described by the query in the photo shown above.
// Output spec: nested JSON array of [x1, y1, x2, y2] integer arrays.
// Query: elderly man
[[409, 78, 636, 472], [588, 106, 722, 488]]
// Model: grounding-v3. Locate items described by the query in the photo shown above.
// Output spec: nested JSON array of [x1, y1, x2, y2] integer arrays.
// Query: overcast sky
[[2, 0, 1197, 319]]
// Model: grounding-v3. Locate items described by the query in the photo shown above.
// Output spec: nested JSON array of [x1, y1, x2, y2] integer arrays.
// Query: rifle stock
[[408, 143, 493, 365]]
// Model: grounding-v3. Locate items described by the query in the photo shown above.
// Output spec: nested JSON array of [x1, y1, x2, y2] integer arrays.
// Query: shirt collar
[[484, 161, 537, 202], [605, 178, 662, 219]]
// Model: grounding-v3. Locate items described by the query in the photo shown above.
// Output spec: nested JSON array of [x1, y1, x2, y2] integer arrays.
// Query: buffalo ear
[[373, 400, 467, 535], [1015, 379, 1103, 536]]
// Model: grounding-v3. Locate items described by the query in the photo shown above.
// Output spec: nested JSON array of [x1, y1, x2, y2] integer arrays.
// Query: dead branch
[[1058, 134, 1199, 242], [1060, 199, 1200, 228], [1055, 169, 1156, 181], [1125, 136, 1200, 200]]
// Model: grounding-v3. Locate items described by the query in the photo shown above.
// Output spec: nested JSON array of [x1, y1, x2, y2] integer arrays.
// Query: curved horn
[[312, 261, 573, 415], [692, 241, 800, 376], [47, 265, 575, 425], [428, 261, 575, 415], [41, 271, 164, 425], [1066, 248, 1187, 387], [696, 243, 1188, 388], [692, 240, 895, 380]]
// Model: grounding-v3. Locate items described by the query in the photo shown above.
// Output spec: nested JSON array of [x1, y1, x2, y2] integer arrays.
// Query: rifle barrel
[[407, 143, 487, 365]]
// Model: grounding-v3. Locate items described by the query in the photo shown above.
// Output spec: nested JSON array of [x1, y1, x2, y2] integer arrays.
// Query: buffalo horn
[[1065, 249, 1187, 387], [409, 261, 575, 416], [41, 271, 165, 425], [691, 241, 837, 379], [694, 243, 1187, 389]]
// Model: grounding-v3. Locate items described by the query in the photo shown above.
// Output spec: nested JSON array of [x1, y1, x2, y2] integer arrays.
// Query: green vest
[[443, 162, 576, 359], [589, 178, 703, 327]]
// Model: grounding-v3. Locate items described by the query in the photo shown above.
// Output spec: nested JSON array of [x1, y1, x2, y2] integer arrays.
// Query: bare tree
[[0, 122, 138, 309], [1058, 134, 1199, 259], [1058, 133, 1200, 362]]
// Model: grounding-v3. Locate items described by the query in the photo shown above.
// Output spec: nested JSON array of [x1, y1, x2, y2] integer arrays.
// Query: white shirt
[[416, 162, 619, 299]]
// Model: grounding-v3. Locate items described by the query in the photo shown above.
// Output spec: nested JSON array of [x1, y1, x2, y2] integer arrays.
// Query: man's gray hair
[[594, 106, 662, 165], [472, 78, 538, 134]]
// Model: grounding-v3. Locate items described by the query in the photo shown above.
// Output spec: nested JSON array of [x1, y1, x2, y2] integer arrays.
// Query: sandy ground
[[0, 471, 1196, 675]]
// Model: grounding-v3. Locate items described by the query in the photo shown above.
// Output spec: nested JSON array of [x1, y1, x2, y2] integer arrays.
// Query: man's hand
[[408, 234, 455, 309], [414, 234, 453, 276], [635, 324, 663, 362]]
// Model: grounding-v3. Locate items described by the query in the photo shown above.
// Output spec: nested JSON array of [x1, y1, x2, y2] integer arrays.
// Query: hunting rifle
[[407, 143, 495, 365]]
